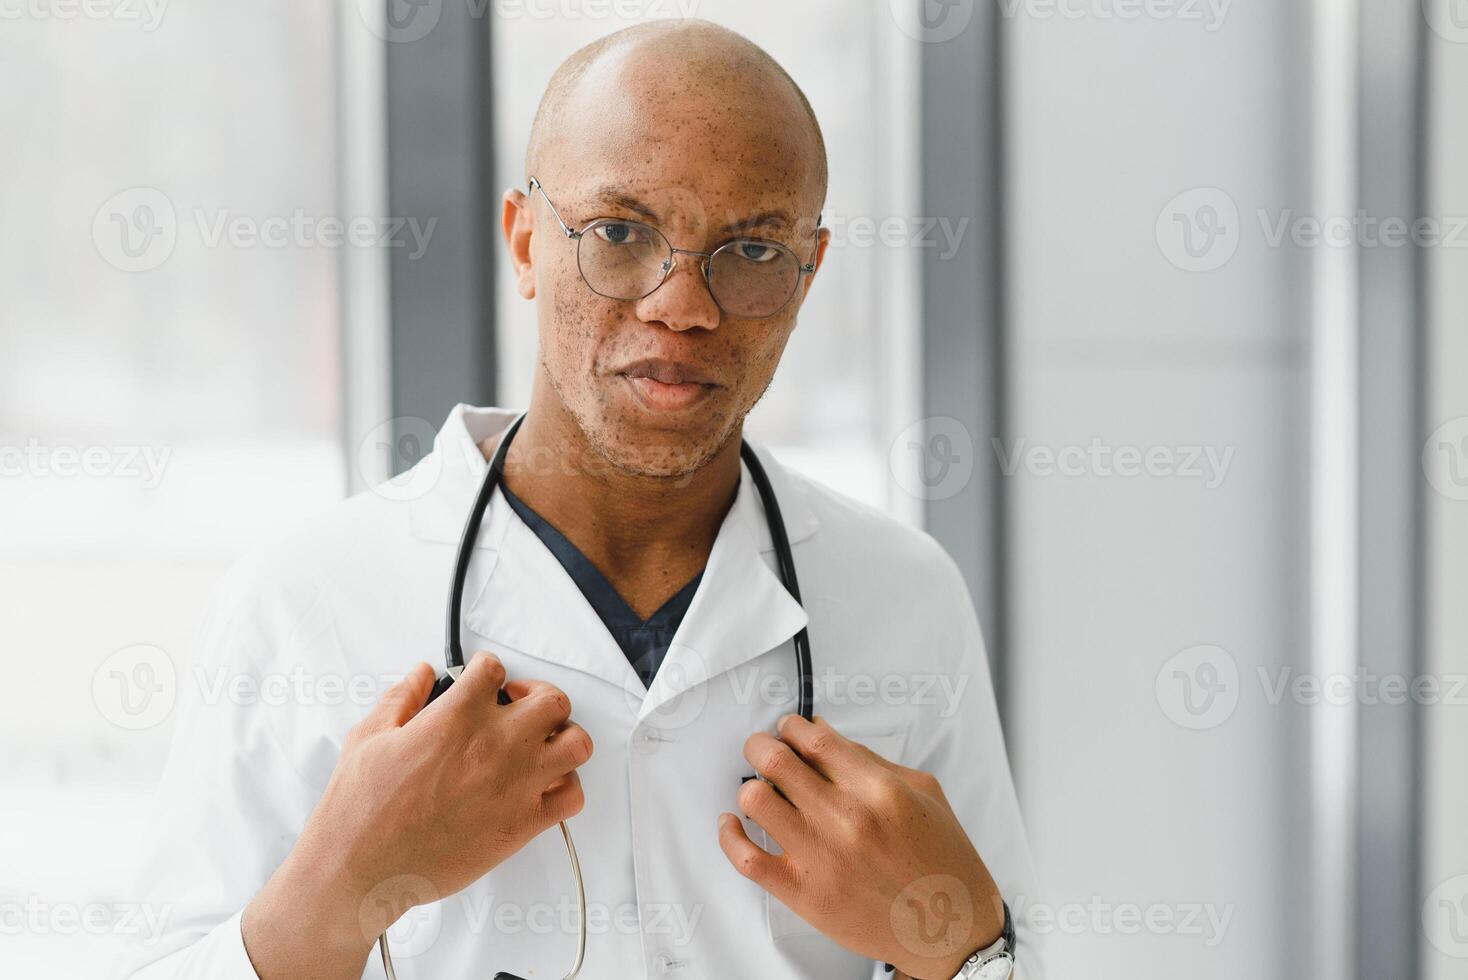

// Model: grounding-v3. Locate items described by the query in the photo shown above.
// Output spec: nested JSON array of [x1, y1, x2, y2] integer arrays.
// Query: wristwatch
[[946, 901, 1016, 980], [884, 901, 1016, 980]]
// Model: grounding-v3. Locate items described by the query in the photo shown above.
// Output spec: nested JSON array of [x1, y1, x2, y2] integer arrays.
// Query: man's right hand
[[241, 652, 593, 979]]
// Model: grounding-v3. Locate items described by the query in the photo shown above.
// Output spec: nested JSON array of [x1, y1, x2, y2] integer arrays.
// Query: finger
[[505, 679, 574, 732], [444, 651, 508, 704], [743, 732, 828, 810], [842, 732, 907, 775], [717, 813, 796, 899], [736, 775, 806, 854], [775, 714, 865, 782], [819, 720, 945, 799], [358, 662, 435, 735], [898, 766, 956, 809], [539, 771, 586, 823], [542, 722, 595, 777], [810, 714, 905, 772]]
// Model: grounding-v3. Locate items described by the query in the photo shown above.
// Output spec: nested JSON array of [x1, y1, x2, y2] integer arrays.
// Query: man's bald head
[[524, 20, 828, 218], [505, 20, 834, 480]]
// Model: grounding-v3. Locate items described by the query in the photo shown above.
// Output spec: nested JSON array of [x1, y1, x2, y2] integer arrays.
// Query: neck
[[482, 378, 742, 613]]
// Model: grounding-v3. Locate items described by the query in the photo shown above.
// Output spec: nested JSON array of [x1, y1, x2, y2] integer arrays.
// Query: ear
[[502, 186, 536, 300], [795, 226, 833, 304]]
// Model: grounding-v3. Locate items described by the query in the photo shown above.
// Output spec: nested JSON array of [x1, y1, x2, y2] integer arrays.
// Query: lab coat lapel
[[406, 404, 518, 547], [409, 405, 642, 695], [464, 513, 644, 695], [636, 450, 814, 725]]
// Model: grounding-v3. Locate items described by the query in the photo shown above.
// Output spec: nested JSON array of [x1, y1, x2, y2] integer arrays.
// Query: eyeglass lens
[[576, 218, 803, 319]]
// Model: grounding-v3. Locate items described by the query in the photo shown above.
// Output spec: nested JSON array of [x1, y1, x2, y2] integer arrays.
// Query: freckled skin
[[496, 21, 832, 617]]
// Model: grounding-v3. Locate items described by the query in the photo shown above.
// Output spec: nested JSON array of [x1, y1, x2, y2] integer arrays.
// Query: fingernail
[[777, 713, 796, 728]]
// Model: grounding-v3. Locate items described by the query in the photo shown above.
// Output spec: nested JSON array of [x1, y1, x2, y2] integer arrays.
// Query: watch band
[[883, 900, 1015, 980], [964, 901, 1015, 977]]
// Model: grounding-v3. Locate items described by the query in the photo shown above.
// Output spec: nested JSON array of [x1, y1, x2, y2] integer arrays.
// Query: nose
[[635, 249, 721, 332]]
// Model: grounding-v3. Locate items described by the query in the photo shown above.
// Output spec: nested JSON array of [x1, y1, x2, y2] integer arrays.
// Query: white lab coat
[[120, 405, 1045, 980]]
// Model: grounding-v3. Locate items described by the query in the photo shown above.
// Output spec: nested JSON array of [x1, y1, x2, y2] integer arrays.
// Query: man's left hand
[[718, 714, 1005, 980]]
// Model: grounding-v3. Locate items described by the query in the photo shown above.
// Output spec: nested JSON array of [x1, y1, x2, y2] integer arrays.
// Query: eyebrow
[[716, 211, 793, 237], [584, 186, 795, 240], [589, 188, 661, 223]]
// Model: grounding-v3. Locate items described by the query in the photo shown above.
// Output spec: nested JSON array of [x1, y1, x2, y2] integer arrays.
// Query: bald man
[[125, 20, 1041, 980]]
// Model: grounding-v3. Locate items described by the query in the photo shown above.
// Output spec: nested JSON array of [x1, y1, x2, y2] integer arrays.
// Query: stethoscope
[[378, 411, 813, 980]]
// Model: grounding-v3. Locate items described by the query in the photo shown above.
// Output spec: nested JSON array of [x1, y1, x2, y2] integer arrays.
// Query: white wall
[[1001, 3, 1310, 977], [1422, 21, 1468, 980]]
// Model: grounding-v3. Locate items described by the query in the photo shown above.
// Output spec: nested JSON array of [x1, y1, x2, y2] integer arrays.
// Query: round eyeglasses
[[529, 177, 818, 320]]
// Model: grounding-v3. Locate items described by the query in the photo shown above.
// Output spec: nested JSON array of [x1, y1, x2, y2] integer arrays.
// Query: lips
[[615, 358, 719, 412], [617, 358, 718, 386]]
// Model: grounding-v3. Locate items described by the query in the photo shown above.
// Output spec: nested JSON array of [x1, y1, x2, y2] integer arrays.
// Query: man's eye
[[594, 223, 646, 246], [734, 241, 779, 263]]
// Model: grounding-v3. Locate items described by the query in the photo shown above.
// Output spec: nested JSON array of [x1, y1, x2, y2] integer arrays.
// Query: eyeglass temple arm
[[527, 176, 579, 239]]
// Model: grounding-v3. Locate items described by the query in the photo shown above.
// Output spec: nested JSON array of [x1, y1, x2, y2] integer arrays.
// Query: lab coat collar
[[408, 404, 818, 718], [406, 404, 519, 546]]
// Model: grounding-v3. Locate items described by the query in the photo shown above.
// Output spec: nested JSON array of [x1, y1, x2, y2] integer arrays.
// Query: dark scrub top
[[499, 484, 703, 691]]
